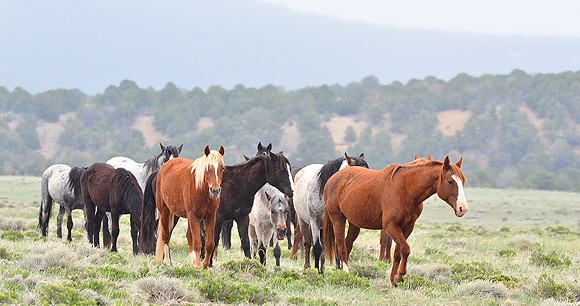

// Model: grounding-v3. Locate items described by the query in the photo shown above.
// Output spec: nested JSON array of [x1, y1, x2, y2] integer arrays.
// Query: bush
[[221, 258, 269, 277], [451, 261, 499, 283], [400, 274, 449, 291], [136, 276, 190, 304], [324, 269, 369, 288], [456, 279, 508, 299], [161, 264, 203, 278], [36, 283, 97, 305], [351, 262, 387, 278], [530, 250, 571, 267], [196, 275, 277, 304], [0, 246, 21, 260], [534, 273, 574, 302], [497, 249, 516, 257], [1, 230, 24, 241], [287, 296, 339, 306]]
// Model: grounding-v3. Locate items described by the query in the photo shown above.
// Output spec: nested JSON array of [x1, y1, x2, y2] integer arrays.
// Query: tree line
[[1, 69, 580, 192]]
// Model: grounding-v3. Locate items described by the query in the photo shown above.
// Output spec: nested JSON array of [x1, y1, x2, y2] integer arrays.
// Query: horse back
[[82, 163, 116, 209]]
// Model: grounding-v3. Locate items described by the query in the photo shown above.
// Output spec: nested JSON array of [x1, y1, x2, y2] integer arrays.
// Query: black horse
[[208, 151, 294, 266], [80, 163, 148, 255]]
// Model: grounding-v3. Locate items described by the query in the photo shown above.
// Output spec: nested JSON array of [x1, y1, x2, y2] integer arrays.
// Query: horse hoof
[[394, 275, 405, 283]]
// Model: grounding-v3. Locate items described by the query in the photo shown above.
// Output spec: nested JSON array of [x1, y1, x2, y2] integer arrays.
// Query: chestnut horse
[[324, 156, 468, 287], [152, 145, 225, 268]]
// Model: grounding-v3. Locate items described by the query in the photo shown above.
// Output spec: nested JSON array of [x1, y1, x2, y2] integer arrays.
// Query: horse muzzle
[[455, 201, 468, 217], [209, 187, 221, 199], [277, 228, 287, 240]]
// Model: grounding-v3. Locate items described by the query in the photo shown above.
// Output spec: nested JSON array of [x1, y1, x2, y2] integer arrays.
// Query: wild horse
[[80, 163, 146, 255], [324, 156, 468, 287], [293, 153, 368, 273], [147, 145, 225, 268], [208, 151, 294, 267], [38, 164, 86, 241]]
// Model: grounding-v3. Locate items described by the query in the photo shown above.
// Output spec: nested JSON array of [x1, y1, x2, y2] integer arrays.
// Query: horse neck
[[225, 158, 268, 202], [392, 164, 441, 204]]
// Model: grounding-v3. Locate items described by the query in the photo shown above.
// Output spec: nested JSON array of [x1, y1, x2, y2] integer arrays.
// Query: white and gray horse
[[106, 143, 182, 191], [38, 164, 86, 241], [293, 153, 368, 273], [249, 184, 290, 266]]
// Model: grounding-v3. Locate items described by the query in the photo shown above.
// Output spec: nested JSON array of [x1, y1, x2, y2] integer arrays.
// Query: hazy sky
[[262, 0, 580, 37]]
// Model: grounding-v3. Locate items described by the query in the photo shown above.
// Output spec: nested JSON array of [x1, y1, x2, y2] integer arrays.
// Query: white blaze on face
[[452, 175, 468, 215], [287, 163, 295, 191]]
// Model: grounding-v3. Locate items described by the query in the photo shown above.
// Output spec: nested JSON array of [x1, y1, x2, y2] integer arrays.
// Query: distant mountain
[[2, 0, 580, 94]]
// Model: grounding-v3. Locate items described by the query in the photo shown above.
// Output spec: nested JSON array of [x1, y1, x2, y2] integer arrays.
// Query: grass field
[[0, 176, 579, 305]]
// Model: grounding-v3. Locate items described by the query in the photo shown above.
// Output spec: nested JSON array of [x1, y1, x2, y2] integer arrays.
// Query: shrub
[[530, 250, 571, 267], [270, 269, 308, 289], [456, 279, 508, 299], [195, 275, 277, 304], [303, 268, 324, 286], [400, 274, 449, 291], [489, 274, 519, 288], [534, 273, 574, 302], [36, 283, 97, 305], [1, 230, 24, 241], [221, 258, 269, 277], [0, 217, 27, 231], [287, 296, 339, 306], [107, 253, 128, 265], [499, 227, 510, 233], [409, 264, 451, 280], [161, 264, 203, 278], [497, 249, 516, 257], [136, 276, 190, 304], [446, 224, 463, 232], [351, 262, 387, 278], [325, 269, 369, 288], [507, 237, 537, 250], [545, 226, 570, 235], [0, 246, 21, 260], [451, 261, 499, 283]]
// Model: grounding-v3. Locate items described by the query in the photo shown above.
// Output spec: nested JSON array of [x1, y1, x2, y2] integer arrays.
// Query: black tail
[[140, 171, 158, 255], [68, 166, 86, 198], [38, 170, 52, 236]]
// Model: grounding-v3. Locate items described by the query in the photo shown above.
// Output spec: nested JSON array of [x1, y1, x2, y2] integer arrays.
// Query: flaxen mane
[[189, 151, 224, 189]]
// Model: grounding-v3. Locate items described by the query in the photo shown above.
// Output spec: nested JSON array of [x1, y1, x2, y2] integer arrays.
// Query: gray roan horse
[[293, 153, 368, 273], [249, 180, 291, 266], [106, 143, 182, 191], [38, 164, 86, 241]]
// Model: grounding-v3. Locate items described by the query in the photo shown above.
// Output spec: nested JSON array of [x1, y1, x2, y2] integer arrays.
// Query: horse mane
[[113, 168, 143, 213], [189, 150, 224, 189], [385, 159, 466, 183], [316, 157, 348, 197], [143, 154, 162, 174], [68, 166, 86, 198]]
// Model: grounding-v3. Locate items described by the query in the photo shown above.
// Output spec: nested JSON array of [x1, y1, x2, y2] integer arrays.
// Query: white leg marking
[[342, 262, 349, 272], [164, 244, 171, 265], [190, 250, 198, 265]]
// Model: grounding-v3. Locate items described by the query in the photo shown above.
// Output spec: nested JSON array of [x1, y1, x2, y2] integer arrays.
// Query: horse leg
[[235, 215, 252, 259], [102, 213, 111, 249], [56, 205, 65, 239], [209, 214, 225, 267], [330, 213, 349, 272], [202, 216, 216, 269], [379, 229, 392, 263], [83, 199, 96, 245], [395, 224, 416, 282], [345, 223, 361, 258], [290, 224, 303, 260], [130, 214, 139, 255], [298, 218, 312, 269], [66, 205, 74, 242], [221, 220, 233, 251], [385, 222, 409, 287], [249, 222, 258, 259], [93, 209, 104, 248], [285, 213, 292, 250], [311, 222, 324, 274], [185, 216, 203, 267], [155, 204, 174, 265], [274, 239, 282, 267]]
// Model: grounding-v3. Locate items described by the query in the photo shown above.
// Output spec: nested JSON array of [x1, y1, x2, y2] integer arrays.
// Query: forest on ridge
[[2, 69, 580, 192]]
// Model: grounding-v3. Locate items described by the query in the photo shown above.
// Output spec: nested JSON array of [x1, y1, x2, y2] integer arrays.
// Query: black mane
[[316, 155, 368, 196], [68, 166, 86, 198]]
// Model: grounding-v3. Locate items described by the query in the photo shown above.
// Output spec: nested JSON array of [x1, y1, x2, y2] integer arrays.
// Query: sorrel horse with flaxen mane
[[324, 156, 468, 287], [81, 163, 145, 255], [151, 145, 225, 268], [208, 151, 294, 267]]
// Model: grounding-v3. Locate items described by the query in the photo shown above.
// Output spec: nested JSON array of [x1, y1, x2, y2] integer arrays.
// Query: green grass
[[1, 175, 580, 305]]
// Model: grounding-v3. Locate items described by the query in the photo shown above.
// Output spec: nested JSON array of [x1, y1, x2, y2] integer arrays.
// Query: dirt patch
[[132, 116, 169, 148], [36, 112, 76, 159], [436, 110, 472, 136], [324, 116, 368, 146], [280, 121, 301, 156], [196, 116, 214, 132]]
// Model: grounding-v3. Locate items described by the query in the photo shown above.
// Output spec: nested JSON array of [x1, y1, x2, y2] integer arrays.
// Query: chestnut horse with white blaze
[[324, 156, 468, 287], [154, 145, 225, 268]]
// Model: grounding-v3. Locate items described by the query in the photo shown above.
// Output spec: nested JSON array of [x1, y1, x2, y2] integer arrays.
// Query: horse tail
[[68, 166, 86, 199], [38, 168, 53, 236], [140, 171, 158, 255], [323, 210, 336, 264]]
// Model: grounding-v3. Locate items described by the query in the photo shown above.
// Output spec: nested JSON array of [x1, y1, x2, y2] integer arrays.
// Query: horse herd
[[37, 142, 468, 287]]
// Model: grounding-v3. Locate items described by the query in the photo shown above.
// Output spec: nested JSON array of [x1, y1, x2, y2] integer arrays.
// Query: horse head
[[158, 143, 183, 167], [266, 151, 294, 199], [265, 191, 289, 240], [191, 145, 225, 199], [436, 156, 468, 217], [344, 152, 369, 168], [256, 142, 272, 156]]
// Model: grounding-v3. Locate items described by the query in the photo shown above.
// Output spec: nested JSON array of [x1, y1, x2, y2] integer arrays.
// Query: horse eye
[[448, 180, 454, 185]]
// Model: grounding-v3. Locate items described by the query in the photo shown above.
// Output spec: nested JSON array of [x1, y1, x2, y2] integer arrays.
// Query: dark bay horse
[[324, 156, 468, 287], [38, 164, 86, 241], [151, 145, 225, 268], [209, 151, 294, 267], [80, 163, 145, 255]]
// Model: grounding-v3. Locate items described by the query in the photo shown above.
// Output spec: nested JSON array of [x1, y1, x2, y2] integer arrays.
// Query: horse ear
[[278, 151, 284, 156], [443, 155, 450, 169], [359, 152, 365, 159], [345, 153, 355, 166], [456, 157, 463, 168], [257, 142, 263, 151], [219, 145, 225, 156], [427, 155, 432, 160], [178, 144, 183, 153], [160, 143, 166, 151], [265, 191, 272, 201], [414, 154, 419, 160], [243, 154, 250, 161], [204, 145, 211, 156], [267, 143, 272, 151]]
